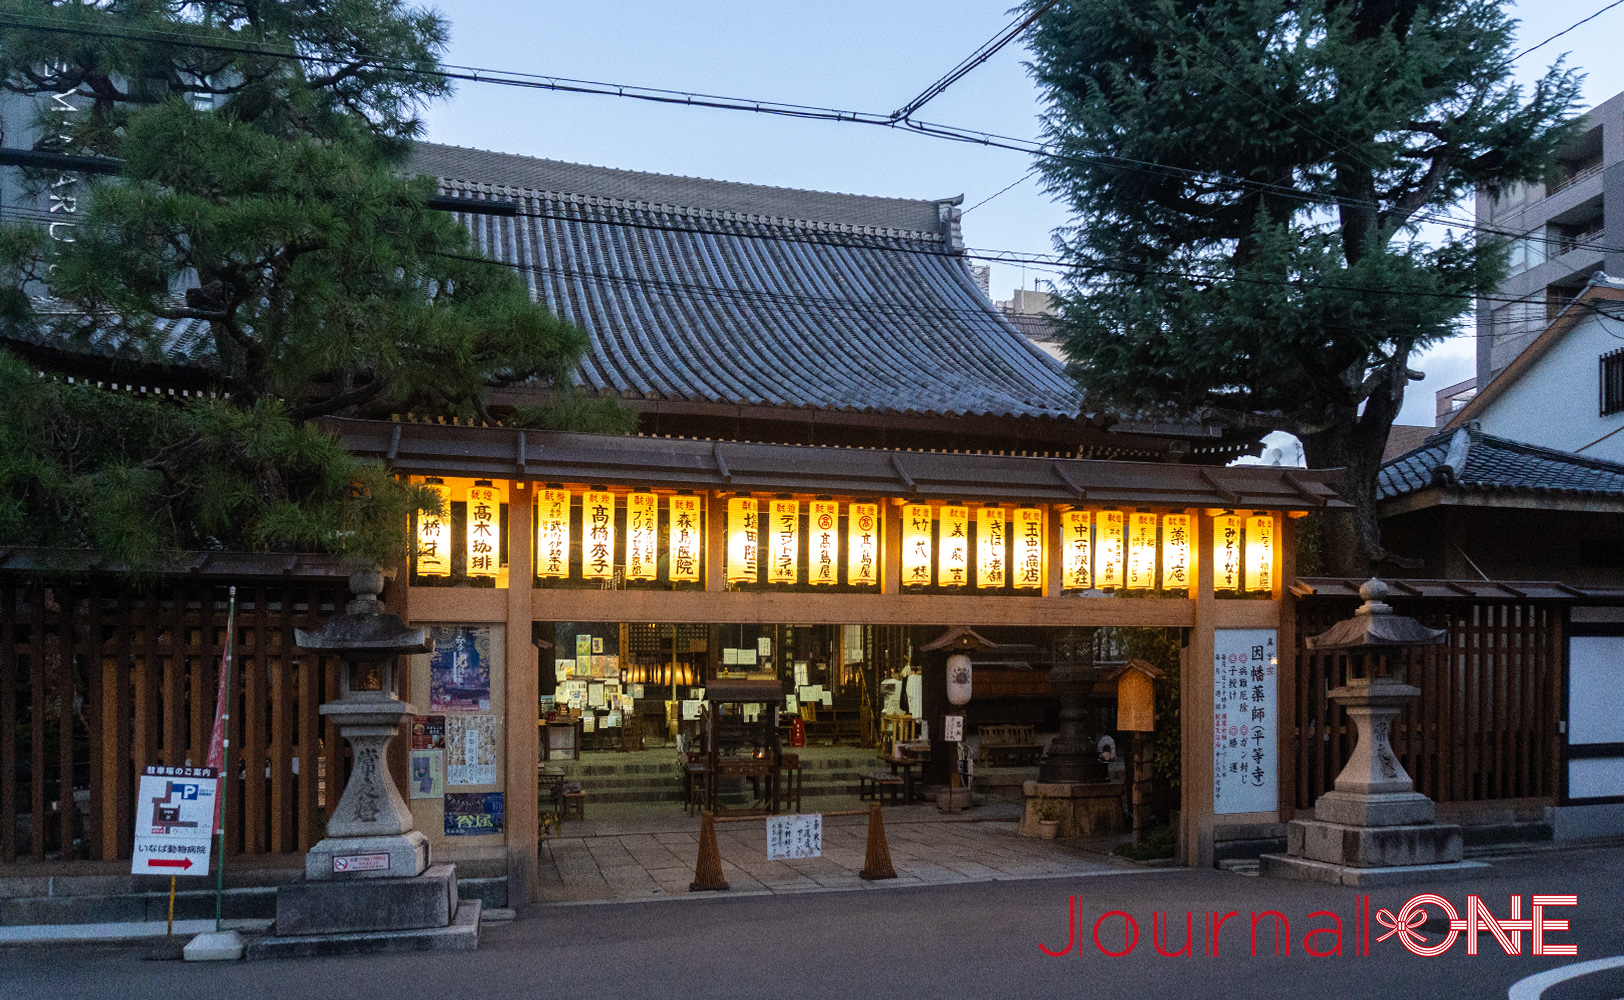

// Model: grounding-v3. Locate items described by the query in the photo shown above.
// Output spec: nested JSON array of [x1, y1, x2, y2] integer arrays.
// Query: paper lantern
[[1126, 512, 1158, 590], [625, 492, 658, 581], [847, 503, 879, 586], [946, 653, 973, 706], [1245, 514, 1276, 593], [901, 504, 933, 587], [768, 499, 800, 584], [1213, 514, 1242, 591], [1013, 508, 1044, 590], [1094, 510, 1125, 589], [416, 479, 452, 577], [535, 488, 571, 579], [667, 495, 702, 582], [1161, 513, 1192, 594], [1059, 509, 1090, 590], [938, 505, 970, 587], [976, 506, 1006, 589], [809, 500, 839, 585], [582, 490, 616, 580], [726, 497, 759, 583], [465, 482, 500, 578]]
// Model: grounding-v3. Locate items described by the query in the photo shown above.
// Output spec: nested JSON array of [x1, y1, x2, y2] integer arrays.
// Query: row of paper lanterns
[[414, 484, 1275, 593]]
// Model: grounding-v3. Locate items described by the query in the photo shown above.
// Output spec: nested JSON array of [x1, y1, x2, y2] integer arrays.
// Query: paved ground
[[537, 797, 1137, 901], [8, 842, 1624, 1000]]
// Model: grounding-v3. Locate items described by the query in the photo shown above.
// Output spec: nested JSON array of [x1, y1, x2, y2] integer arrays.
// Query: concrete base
[[1315, 790, 1436, 827], [1260, 853, 1491, 887], [1019, 780, 1123, 838], [1554, 802, 1624, 841], [1288, 818, 1463, 868], [274, 864, 457, 936], [183, 929, 245, 961], [305, 830, 429, 880], [247, 900, 480, 960]]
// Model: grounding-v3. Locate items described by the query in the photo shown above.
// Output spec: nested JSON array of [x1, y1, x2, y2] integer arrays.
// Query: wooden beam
[[503, 486, 537, 908]]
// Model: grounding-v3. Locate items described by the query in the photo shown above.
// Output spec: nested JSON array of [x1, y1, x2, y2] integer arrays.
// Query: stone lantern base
[[1018, 780, 1124, 839]]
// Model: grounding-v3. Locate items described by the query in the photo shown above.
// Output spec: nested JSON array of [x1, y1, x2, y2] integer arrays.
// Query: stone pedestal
[[1019, 780, 1123, 838], [304, 698, 427, 880]]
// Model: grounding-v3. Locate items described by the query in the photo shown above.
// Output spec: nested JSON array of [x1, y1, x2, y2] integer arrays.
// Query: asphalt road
[[6, 844, 1624, 1000]]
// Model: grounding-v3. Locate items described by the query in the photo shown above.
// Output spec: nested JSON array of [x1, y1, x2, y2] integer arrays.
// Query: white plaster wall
[[1475, 309, 1624, 462]]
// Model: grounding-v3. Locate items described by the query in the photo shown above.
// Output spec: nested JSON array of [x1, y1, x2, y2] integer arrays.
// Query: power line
[[1511, 0, 1624, 61], [962, 168, 1038, 214], [890, 1, 1060, 120]]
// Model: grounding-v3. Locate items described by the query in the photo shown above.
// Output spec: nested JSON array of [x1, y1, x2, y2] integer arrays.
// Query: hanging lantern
[[535, 488, 571, 579], [726, 497, 759, 583], [809, 500, 839, 585], [847, 502, 879, 586], [667, 495, 702, 582], [938, 505, 970, 587], [976, 506, 1006, 589], [1013, 508, 1044, 590], [1161, 513, 1192, 595], [946, 653, 973, 706], [465, 481, 500, 578], [625, 492, 658, 581], [1126, 512, 1158, 590], [902, 504, 933, 587], [416, 479, 452, 577], [1213, 514, 1242, 591], [582, 490, 616, 580], [1060, 509, 1090, 590], [1094, 510, 1125, 589], [767, 499, 800, 584], [1245, 514, 1276, 593]]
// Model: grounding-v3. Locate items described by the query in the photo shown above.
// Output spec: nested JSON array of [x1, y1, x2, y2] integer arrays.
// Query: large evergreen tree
[[1024, 0, 1581, 572]]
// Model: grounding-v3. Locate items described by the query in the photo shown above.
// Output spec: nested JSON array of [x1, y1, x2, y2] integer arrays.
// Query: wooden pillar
[[1043, 504, 1062, 598], [882, 501, 902, 596], [706, 492, 725, 593], [504, 483, 537, 907], [1276, 515, 1298, 821], [1181, 510, 1217, 869]]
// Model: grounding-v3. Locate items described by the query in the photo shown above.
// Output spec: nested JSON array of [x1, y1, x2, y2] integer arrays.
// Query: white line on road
[[1508, 955, 1624, 999]]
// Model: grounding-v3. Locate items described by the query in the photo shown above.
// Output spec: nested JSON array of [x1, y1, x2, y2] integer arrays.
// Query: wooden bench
[[977, 724, 1041, 767], [857, 771, 905, 806]]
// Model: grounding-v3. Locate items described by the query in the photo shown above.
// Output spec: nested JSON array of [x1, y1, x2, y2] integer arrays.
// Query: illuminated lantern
[[1213, 514, 1242, 591], [768, 499, 800, 583], [901, 504, 934, 587], [416, 478, 452, 577], [1245, 514, 1276, 592], [847, 503, 879, 586], [465, 481, 500, 578], [809, 500, 839, 586], [938, 505, 970, 587], [1060, 509, 1090, 589], [582, 490, 616, 580], [727, 497, 759, 583], [1013, 508, 1044, 590], [1094, 510, 1125, 589], [625, 492, 658, 580], [946, 653, 973, 706], [668, 495, 702, 582], [976, 506, 1006, 589], [1126, 512, 1158, 590], [535, 488, 571, 579], [1161, 513, 1192, 594]]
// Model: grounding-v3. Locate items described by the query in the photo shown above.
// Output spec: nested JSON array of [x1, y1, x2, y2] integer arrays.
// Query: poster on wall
[[429, 627, 492, 711], [1213, 628, 1277, 814], [411, 715, 445, 750], [446, 714, 499, 786], [409, 750, 444, 799], [444, 792, 504, 836]]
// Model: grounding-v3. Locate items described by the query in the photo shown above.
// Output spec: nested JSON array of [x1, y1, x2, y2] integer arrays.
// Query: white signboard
[[131, 765, 218, 876], [766, 813, 823, 860], [1213, 629, 1277, 814], [942, 715, 965, 742]]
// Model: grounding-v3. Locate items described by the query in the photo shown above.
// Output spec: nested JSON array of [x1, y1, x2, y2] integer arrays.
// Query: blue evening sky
[[419, 2, 1624, 427]]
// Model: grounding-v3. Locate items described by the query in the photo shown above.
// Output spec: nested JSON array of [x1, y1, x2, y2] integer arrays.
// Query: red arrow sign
[[147, 858, 193, 870]]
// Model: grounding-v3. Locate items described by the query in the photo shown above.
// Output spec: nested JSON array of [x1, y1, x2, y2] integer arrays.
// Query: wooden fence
[[2, 572, 353, 864], [1291, 597, 1563, 810]]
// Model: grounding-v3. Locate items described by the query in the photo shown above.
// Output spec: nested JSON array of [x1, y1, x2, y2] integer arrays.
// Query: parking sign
[[131, 765, 218, 876]]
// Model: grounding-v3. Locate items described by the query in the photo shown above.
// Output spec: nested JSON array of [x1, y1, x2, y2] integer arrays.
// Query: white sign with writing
[[942, 715, 965, 742], [1213, 629, 1277, 814], [765, 813, 823, 860], [131, 766, 218, 876]]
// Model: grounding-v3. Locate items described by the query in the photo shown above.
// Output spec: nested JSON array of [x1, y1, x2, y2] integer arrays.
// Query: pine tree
[[1024, 0, 1581, 572]]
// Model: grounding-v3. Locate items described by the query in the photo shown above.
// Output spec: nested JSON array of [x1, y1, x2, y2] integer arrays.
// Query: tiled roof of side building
[[1378, 424, 1624, 501], [412, 144, 1082, 419]]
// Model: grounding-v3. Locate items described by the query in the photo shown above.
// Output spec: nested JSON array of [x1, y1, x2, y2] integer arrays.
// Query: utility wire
[[890, 1, 1060, 120], [1511, 0, 1624, 61], [962, 168, 1038, 214]]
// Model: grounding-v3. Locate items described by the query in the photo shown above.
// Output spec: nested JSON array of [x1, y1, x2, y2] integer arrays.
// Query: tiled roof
[[1, 300, 215, 369], [1378, 425, 1624, 501], [414, 145, 1082, 419]]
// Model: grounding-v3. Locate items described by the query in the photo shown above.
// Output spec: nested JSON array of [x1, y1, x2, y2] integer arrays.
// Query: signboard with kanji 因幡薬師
[[465, 483, 499, 578], [668, 495, 702, 582], [1212, 629, 1276, 814], [846, 503, 878, 586], [768, 499, 800, 583], [976, 506, 1006, 589], [625, 492, 658, 581], [131, 765, 217, 876], [809, 501, 839, 585], [582, 491, 616, 580], [535, 489, 571, 579], [937, 506, 969, 587]]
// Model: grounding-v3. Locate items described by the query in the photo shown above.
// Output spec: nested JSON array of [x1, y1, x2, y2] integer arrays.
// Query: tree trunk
[[1300, 358, 1411, 576]]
